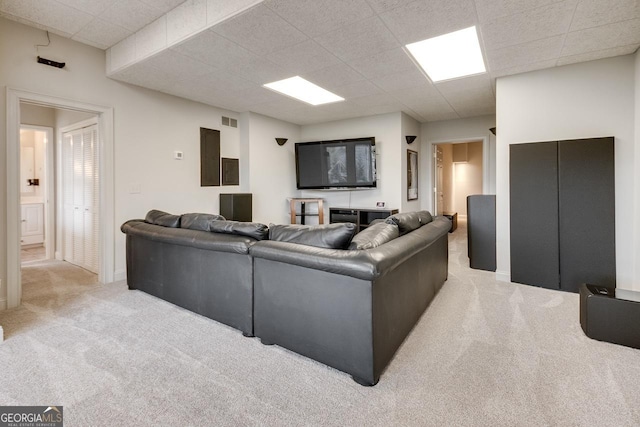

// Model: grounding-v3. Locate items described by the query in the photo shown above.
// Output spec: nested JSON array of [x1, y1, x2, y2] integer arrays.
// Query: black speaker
[[580, 284, 640, 349], [220, 193, 252, 222]]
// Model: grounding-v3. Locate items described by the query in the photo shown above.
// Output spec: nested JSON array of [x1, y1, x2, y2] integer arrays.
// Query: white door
[[62, 124, 99, 273]]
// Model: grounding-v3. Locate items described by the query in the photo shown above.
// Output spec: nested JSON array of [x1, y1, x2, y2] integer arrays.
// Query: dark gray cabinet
[[510, 137, 615, 293], [467, 195, 496, 272]]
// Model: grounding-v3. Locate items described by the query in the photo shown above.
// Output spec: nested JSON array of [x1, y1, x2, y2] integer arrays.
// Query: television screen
[[295, 137, 376, 189]]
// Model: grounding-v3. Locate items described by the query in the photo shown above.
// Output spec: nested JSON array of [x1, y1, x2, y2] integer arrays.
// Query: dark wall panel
[[510, 142, 560, 289], [201, 127, 220, 186], [558, 137, 615, 292]]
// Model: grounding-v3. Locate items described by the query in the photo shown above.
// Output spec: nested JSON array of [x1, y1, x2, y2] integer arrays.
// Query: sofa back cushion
[[209, 220, 269, 240], [181, 213, 225, 231], [145, 210, 181, 228], [269, 223, 356, 249], [385, 212, 421, 235], [417, 211, 433, 226], [348, 222, 399, 250]]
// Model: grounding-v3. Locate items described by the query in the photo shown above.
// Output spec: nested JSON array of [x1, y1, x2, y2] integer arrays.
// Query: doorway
[[19, 125, 53, 264], [6, 88, 115, 309], [433, 141, 484, 220]]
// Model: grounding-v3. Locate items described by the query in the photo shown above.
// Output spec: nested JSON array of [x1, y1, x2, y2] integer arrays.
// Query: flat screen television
[[295, 137, 377, 189]]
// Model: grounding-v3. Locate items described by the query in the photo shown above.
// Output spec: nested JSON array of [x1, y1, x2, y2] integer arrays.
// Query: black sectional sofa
[[122, 210, 451, 385]]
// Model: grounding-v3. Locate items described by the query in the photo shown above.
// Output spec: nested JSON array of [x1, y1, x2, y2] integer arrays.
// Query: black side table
[[580, 284, 640, 349], [443, 212, 457, 233]]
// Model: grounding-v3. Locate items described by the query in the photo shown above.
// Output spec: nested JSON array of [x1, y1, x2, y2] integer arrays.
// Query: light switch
[[129, 182, 141, 194]]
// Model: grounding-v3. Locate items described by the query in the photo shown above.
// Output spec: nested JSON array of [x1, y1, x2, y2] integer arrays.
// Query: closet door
[[82, 127, 99, 273], [510, 142, 560, 289], [558, 137, 615, 292]]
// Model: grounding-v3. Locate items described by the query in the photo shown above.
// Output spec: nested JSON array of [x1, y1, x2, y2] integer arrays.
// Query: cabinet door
[[558, 137, 615, 292], [510, 142, 560, 289]]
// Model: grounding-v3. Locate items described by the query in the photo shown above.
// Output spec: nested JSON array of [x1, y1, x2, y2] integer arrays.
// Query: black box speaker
[[580, 284, 640, 349], [220, 193, 252, 222]]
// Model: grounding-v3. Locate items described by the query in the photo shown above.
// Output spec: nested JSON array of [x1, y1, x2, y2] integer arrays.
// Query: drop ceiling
[[1, 0, 639, 125]]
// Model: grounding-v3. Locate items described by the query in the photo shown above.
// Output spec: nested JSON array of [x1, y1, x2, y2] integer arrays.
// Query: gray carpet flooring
[[1, 223, 639, 426]]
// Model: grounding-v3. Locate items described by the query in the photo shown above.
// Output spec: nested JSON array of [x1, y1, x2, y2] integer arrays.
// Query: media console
[[329, 207, 398, 233]]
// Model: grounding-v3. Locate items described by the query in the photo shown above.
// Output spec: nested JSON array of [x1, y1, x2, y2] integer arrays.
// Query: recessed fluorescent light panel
[[263, 76, 344, 106], [406, 26, 486, 83]]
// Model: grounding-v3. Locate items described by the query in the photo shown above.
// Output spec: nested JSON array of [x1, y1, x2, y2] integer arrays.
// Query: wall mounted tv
[[295, 137, 377, 190]]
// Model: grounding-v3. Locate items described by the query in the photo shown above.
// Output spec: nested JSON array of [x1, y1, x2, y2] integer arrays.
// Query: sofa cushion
[[209, 220, 269, 241], [417, 211, 433, 226], [348, 222, 399, 250], [385, 211, 421, 235], [181, 213, 225, 231], [269, 223, 356, 249], [145, 210, 181, 228]]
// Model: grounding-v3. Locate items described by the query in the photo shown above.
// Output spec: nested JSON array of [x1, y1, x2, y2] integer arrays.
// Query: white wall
[[242, 112, 301, 225], [421, 115, 496, 212], [21, 104, 55, 127], [401, 112, 421, 213], [0, 17, 242, 297], [300, 112, 402, 217], [635, 49, 640, 285], [496, 54, 637, 290]]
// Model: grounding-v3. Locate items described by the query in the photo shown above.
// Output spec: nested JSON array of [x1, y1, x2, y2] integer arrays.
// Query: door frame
[[6, 87, 115, 309], [19, 124, 55, 261], [430, 137, 490, 215]]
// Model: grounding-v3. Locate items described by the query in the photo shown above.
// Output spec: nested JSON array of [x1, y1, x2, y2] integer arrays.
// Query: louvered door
[[62, 125, 99, 273]]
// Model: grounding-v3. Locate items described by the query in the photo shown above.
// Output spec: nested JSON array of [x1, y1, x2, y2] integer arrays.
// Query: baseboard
[[495, 270, 510, 283], [55, 251, 63, 261], [0, 325, 3, 343], [113, 269, 126, 282]]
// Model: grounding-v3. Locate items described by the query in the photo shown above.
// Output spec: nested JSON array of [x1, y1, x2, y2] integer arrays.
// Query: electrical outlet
[[174, 151, 183, 160]]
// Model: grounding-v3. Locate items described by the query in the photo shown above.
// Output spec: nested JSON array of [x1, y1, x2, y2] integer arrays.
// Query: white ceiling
[[2, 0, 639, 125]]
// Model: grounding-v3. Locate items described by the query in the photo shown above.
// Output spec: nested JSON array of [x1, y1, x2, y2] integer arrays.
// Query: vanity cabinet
[[21, 203, 44, 245]]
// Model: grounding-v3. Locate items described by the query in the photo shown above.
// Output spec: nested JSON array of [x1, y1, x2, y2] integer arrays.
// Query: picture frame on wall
[[407, 149, 418, 201]]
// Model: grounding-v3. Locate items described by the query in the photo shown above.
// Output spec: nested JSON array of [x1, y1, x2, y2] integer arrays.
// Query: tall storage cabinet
[[510, 137, 615, 293], [62, 125, 99, 273]]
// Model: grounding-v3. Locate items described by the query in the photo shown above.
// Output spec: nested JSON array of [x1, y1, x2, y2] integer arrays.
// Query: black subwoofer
[[580, 284, 640, 349], [220, 193, 252, 222]]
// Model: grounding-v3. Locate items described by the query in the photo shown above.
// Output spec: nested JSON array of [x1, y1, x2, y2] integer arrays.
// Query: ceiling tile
[[99, 0, 165, 32], [264, 0, 374, 37], [314, 16, 399, 61], [557, 44, 640, 67], [207, 0, 262, 26], [266, 39, 342, 75], [143, 50, 216, 82], [365, 0, 412, 14], [420, 111, 460, 122], [474, 0, 559, 23], [110, 61, 175, 91], [331, 80, 383, 99], [212, 4, 307, 56], [482, 1, 576, 50], [378, 0, 477, 45], [171, 29, 259, 69], [302, 63, 365, 89], [139, 0, 186, 12], [372, 68, 429, 92], [392, 85, 455, 117], [232, 56, 291, 84], [54, 0, 111, 16], [490, 59, 557, 79], [570, 0, 640, 31], [109, 35, 137, 71], [72, 36, 110, 50], [349, 92, 403, 107], [0, 0, 93, 34], [72, 17, 131, 48], [436, 74, 494, 97], [347, 47, 417, 80], [166, 0, 206, 45], [486, 35, 564, 71], [562, 18, 640, 56], [135, 16, 167, 59]]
